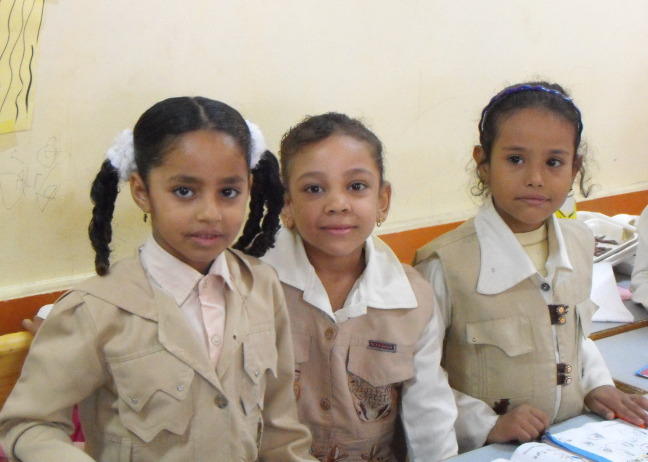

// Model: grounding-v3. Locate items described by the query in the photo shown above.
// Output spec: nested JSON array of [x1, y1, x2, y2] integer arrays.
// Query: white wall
[[1, 0, 647, 298]]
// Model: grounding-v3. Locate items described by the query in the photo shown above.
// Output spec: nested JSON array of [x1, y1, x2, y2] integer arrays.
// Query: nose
[[196, 196, 222, 222], [525, 163, 544, 188], [325, 190, 350, 214]]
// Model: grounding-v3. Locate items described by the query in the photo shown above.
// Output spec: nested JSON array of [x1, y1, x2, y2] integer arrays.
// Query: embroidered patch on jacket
[[367, 340, 397, 353], [348, 372, 397, 422]]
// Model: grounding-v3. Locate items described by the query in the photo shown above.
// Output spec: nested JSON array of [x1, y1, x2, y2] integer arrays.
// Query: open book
[[491, 420, 648, 462]]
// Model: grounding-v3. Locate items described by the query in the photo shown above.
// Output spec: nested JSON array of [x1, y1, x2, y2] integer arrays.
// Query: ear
[[473, 145, 490, 186], [572, 154, 583, 181], [130, 173, 151, 213], [281, 191, 295, 230], [377, 181, 392, 224]]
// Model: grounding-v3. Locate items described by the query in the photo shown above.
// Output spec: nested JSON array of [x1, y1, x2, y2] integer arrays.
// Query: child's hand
[[585, 385, 648, 427], [486, 404, 550, 444], [21, 316, 44, 336]]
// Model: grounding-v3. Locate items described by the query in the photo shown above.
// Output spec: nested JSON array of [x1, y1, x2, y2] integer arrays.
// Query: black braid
[[88, 160, 120, 275], [233, 151, 284, 257]]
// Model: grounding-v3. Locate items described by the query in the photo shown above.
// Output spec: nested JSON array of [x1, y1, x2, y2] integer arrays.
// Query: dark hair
[[474, 81, 590, 197], [88, 96, 282, 275], [279, 112, 385, 186]]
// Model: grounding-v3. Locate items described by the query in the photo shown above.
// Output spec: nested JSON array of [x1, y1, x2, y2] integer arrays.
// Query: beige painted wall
[[1, 0, 647, 299]]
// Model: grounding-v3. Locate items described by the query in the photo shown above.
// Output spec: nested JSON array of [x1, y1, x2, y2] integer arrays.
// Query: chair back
[[0, 331, 33, 410]]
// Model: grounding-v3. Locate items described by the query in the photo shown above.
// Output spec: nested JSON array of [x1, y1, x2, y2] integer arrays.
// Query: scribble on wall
[[0, 137, 59, 211], [0, 0, 45, 135]]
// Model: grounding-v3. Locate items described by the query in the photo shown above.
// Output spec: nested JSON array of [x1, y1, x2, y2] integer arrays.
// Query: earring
[[376, 218, 383, 227], [143, 213, 148, 223]]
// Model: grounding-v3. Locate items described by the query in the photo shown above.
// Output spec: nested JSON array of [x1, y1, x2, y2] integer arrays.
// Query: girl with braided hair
[[0, 96, 316, 462]]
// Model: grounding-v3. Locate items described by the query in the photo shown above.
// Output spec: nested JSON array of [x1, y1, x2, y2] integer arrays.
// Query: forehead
[[158, 129, 248, 176], [288, 134, 379, 177], [494, 107, 577, 148]]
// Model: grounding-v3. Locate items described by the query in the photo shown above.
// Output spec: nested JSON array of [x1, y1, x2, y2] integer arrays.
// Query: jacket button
[[320, 398, 331, 410], [177, 384, 185, 392], [215, 395, 228, 408], [541, 282, 551, 291], [324, 328, 336, 340], [558, 316, 566, 324]]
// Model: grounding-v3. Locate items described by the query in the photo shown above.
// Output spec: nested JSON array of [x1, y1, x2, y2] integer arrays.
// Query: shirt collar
[[261, 227, 418, 321], [140, 235, 231, 306], [474, 196, 572, 294]]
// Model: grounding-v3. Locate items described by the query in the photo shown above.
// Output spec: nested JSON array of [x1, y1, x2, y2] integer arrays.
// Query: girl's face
[[475, 107, 579, 233], [283, 134, 390, 267], [131, 129, 250, 274]]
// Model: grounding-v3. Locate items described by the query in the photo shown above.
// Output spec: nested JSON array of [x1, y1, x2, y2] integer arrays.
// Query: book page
[[490, 442, 587, 462], [545, 420, 648, 462]]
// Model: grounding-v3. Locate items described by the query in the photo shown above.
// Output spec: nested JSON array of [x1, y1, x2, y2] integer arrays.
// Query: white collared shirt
[[262, 227, 418, 323]]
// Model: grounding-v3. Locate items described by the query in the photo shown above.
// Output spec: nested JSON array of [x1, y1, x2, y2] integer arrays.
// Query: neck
[[304, 245, 366, 312]]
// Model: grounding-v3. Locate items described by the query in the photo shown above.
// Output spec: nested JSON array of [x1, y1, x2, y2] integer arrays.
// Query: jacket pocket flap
[[347, 344, 414, 387], [243, 328, 278, 383], [466, 317, 533, 357], [110, 349, 194, 412]]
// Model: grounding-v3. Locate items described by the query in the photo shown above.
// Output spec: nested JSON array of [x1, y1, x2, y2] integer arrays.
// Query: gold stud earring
[[376, 218, 383, 227], [143, 213, 148, 223]]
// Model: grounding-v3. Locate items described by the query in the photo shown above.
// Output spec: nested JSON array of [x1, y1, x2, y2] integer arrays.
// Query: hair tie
[[106, 129, 136, 181], [245, 120, 267, 169], [479, 84, 583, 135]]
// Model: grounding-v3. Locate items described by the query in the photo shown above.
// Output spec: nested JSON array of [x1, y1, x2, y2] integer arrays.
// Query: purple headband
[[479, 84, 583, 135]]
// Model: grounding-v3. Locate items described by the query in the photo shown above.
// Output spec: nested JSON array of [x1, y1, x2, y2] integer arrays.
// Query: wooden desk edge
[[590, 319, 648, 341]]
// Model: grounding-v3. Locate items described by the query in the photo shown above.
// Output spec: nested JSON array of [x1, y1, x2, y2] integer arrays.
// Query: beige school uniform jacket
[[262, 229, 458, 462], [0, 250, 315, 462], [414, 198, 613, 452]]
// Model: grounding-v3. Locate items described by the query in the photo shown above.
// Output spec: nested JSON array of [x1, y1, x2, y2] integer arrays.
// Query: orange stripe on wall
[[1, 190, 646, 335], [381, 189, 648, 264]]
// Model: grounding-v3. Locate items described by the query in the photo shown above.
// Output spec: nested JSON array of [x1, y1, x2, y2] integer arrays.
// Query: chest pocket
[[109, 349, 195, 443], [465, 316, 534, 400], [346, 343, 414, 422], [240, 327, 278, 417]]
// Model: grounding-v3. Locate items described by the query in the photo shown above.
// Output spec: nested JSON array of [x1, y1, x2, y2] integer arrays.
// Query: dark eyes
[[304, 185, 323, 194], [173, 187, 240, 199], [174, 187, 194, 198], [221, 188, 240, 199]]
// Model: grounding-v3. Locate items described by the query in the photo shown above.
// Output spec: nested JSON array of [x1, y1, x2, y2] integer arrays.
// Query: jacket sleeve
[[258, 278, 316, 461], [0, 292, 104, 462], [401, 303, 459, 460]]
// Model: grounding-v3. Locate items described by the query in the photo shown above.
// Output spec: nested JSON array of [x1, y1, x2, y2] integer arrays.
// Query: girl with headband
[[0, 97, 316, 461], [414, 82, 648, 452]]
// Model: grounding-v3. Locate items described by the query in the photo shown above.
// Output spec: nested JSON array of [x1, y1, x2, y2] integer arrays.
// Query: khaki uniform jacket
[[416, 217, 599, 425], [0, 250, 315, 462]]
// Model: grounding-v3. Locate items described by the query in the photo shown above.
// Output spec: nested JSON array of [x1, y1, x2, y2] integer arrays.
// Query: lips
[[517, 194, 549, 206], [320, 224, 356, 235], [189, 231, 224, 245]]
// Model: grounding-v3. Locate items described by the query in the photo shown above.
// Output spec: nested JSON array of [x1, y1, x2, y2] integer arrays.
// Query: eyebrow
[[500, 146, 571, 155], [294, 167, 375, 182], [166, 174, 247, 185]]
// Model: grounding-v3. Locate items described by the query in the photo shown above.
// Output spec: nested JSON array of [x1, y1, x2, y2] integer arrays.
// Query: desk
[[590, 298, 648, 338], [447, 414, 604, 461], [595, 325, 648, 394]]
